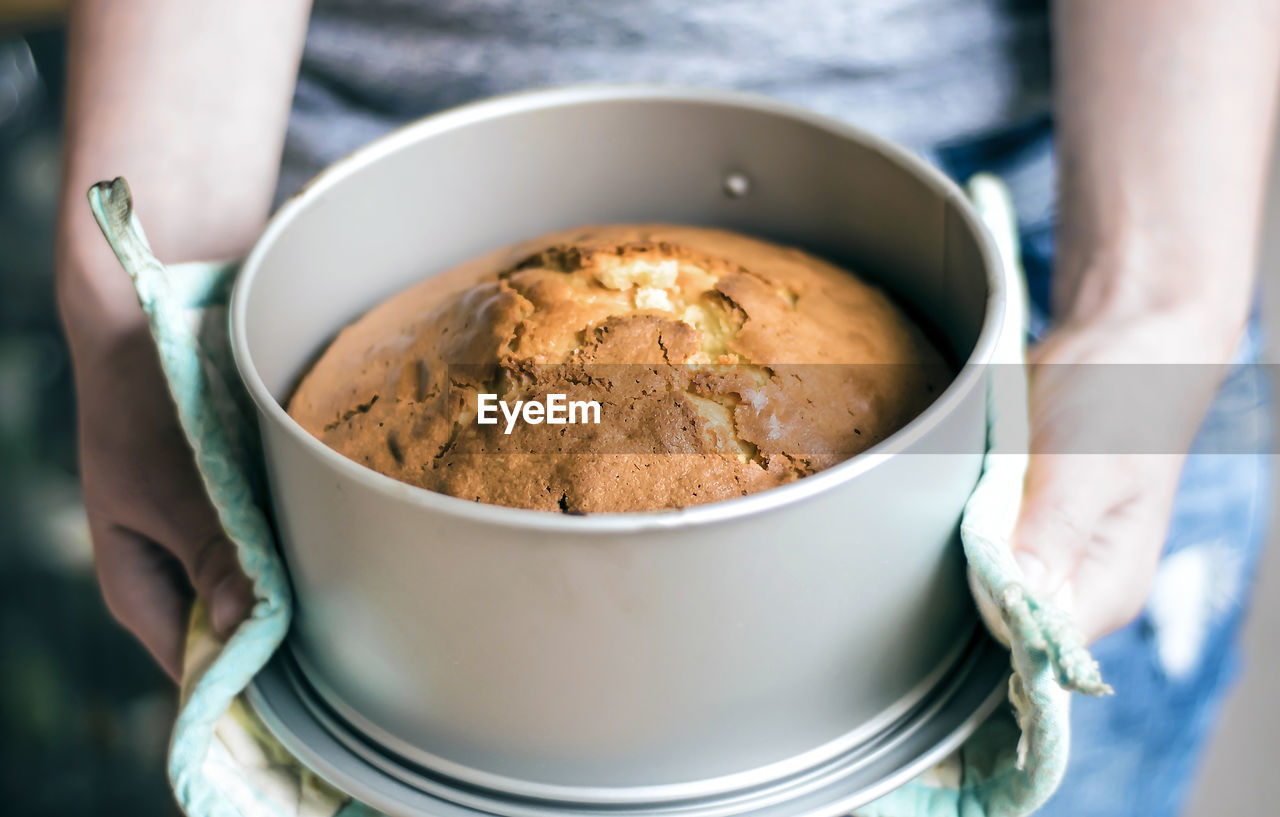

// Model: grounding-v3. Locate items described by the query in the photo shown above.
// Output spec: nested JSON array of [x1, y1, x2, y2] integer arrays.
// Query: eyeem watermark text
[[477, 393, 602, 435]]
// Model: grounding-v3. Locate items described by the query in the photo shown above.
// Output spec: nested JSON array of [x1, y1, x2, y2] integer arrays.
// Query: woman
[[55, 2, 1279, 814]]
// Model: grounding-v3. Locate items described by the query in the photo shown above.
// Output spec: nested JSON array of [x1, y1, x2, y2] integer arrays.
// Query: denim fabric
[[934, 122, 1275, 817]]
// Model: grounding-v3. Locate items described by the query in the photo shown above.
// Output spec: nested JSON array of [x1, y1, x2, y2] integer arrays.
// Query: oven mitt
[[87, 172, 1108, 817]]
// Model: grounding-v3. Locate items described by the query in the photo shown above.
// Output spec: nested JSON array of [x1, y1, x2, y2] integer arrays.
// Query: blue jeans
[[934, 120, 1274, 817]]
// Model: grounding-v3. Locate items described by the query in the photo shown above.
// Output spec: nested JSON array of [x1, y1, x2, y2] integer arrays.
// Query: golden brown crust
[[287, 225, 950, 513]]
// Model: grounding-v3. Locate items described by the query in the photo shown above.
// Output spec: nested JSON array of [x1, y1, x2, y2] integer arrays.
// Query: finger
[[92, 523, 192, 680], [1071, 532, 1161, 643], [109, 415, 256, 638], [1014, 453, 1180, 642], [1068, 462, 1179, 642], [99, 466, 256, 639], [107, 423, 256, 639], [178, 531, 256, 638], [1011, 453, 1113, 598]]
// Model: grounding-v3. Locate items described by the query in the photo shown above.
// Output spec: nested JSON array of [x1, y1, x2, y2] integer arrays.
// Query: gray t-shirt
[[279, 0, 1052, 202]]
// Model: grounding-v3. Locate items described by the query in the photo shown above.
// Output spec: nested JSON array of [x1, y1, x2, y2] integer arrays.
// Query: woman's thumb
[[179, 529, 256, 638], [1011, 454, 1102, 601]]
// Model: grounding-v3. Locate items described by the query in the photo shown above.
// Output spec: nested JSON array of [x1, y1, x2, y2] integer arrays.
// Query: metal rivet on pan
[[722, 171, 752, 199]]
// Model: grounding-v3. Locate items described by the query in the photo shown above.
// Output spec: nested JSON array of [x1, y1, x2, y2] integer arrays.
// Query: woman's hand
[[60, 279, 254, 679], [1011, 305, 1240, 642]]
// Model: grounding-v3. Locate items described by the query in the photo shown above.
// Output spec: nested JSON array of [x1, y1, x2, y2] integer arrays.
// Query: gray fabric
[[278, 0, 1052, 202]]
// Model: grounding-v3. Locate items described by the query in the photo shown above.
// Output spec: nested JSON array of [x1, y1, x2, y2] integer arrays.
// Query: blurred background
[[0, 7, 1277, 817], [0, 9, 180, 817]]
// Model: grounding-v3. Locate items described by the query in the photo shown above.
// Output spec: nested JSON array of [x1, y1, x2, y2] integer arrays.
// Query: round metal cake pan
[[230, 86, 1010, 802]]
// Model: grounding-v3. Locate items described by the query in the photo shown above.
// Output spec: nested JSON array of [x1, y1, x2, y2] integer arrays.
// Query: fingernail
[[211, 573, 255, 638], [1013, 550, 1050, 595]]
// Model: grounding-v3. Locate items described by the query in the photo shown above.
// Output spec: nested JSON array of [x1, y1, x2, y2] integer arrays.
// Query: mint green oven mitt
[[87, 173, 1108, 817]]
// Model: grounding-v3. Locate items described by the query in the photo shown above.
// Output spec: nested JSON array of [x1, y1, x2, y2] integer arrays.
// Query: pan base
[[247, 629, 1009, 817]]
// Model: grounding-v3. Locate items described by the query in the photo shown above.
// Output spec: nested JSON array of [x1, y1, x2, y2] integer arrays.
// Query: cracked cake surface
[[287, 225, 951, 513]]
